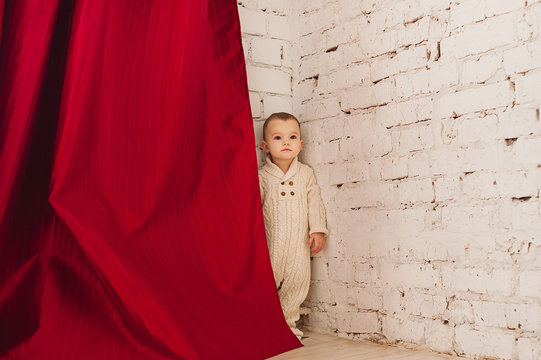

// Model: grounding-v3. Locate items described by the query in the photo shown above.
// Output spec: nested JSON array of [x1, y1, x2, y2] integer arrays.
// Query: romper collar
[[263, 155, 299, 181]]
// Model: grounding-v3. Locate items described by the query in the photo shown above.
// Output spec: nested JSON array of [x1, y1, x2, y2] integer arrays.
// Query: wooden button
[[290, 191, 295, 195], [281, 192, 286, 196], [281, 181, 285, 185], [289, 181, 294, 185]]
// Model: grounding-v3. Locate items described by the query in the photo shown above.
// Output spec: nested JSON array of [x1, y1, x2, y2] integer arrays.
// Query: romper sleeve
[[307, 168, 329, 237]]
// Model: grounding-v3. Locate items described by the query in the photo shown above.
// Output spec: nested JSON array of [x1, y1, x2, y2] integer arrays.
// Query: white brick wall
[[240, 1, 541, 359], [238, 0, 293, 164]]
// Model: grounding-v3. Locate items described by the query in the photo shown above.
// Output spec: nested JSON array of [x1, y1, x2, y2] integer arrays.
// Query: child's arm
[[306, 168, 328, 254], [308, 233, 325, 254]]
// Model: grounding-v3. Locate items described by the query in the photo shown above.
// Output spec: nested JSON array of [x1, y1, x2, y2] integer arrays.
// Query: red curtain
[[0, 0, 301, 358]]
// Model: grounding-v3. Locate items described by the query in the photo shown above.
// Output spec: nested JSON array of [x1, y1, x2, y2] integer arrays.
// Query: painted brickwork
[[237, 0, 294, 164], [240, 1, 541, 359]]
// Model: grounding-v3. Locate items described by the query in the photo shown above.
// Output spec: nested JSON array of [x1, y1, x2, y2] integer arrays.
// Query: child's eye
[[273, 136, 281, 140], [290, 135, 297, 139]]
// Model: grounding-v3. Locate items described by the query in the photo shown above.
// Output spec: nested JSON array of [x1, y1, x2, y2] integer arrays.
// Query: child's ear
[[260, 140, 269, 152], [300, 140, 304, 150]]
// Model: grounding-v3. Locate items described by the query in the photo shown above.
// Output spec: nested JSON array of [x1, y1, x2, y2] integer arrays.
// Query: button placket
[[278, 176, 298, 199]]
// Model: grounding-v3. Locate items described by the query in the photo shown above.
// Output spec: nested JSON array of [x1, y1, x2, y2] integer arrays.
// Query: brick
[[394, 0, 425, 25], [335, 0, 365, 22], [403, 292, 447, 318], [472, 301, 520, 328], [342, 80, 394, 110], [398, 178, 435, 204], [408, 151, 431, 177], [438, 81, 513, 118], [328, 259, 355, 283], [300, 98, 341, 120], [441, 14, 515, 59], [455, 325, 514, 359], [346, 161, 371, 182], [516, 70, 541, 104], [518, 3, 541, 41], [519, 270, 541, 297], [504, 39, 541, 75], [249, 91, 262, 118], [428, 61, 459, 92], [449, 1, 485, 29], [460, 171, 498, 200], [382, 289, 402, 315], [370, 55, 399, 82], [426, 321, 454, 353], [396, 97, 434, 126], [237, 0, 258, 10], [380, 263, 440, 289], [251, 37, 283, 66], [442, 267, 514, 295], [352, 263, 373, 285], [395, 70, 429, 99], [328, 162, 348, 185], [262, 95, 291, 118], [310, 257, 328, 281], [418, 0, 452, 14], [337, 311, 380, 333], [324, 24, 357, 49], [398, 16, 430, 47], [304, 310, 333, 329], [320, 141, 340, 164], [298, 56, 319, 79], [267, 14, 291, 40], [382, 316, 425, 343], [381, 156, 408, 180], [350, 287, 382, 310], [359, 29, 397, 57], [305, 282, 331, 304], [397, 124, 434, 153], [281, 42, 292, 68], [513, 138, 541, 167], [448, 298, 475, 325], [298, 78, 317, 102], [375, 103, 399, 129], [257, 0, 290, 15], [485, 0, 525, 17], [518, 303, 541, 332], [455, 114, 499, 144], [253, 119, 264, 145], [434, 175, 460, 201], [396, 45, 428, 72], [441, 203, 496, 233], [518, 338, 541, 360], [242, 36, 250, 60], [462, 54, 502, 84], [496, 171, 538, 198], [246, 66, 291, 94], [238, 7, 266, 35], [299, 33, 319, 58]]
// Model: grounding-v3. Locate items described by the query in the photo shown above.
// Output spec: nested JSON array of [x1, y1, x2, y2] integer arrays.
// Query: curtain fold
[[0, 1, 301, 358]]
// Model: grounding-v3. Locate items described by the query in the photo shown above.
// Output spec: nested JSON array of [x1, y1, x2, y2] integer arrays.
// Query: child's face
[[261, 119, 304, 162]]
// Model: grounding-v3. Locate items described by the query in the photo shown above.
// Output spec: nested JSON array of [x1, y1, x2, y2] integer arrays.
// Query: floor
[[269, 331, 460, 360]]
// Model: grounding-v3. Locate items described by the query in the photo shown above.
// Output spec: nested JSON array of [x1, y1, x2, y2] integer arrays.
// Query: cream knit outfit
[[258, 156, 328, 338]]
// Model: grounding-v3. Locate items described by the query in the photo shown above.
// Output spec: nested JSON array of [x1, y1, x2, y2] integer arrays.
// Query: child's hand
[[308, 232, 325, 254]]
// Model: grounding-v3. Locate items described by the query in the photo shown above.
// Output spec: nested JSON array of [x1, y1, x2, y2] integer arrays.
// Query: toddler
[[258, 112, 328, 340]]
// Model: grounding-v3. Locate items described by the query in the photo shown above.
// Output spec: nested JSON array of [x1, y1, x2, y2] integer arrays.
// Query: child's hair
[[263, 112, 301, 140]]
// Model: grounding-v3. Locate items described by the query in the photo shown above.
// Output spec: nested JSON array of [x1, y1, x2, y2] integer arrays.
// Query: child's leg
[[277, 247, 311, 337]]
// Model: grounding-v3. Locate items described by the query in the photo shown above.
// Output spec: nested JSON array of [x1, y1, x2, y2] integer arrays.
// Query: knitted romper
[[258, 156, 328, 338]]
